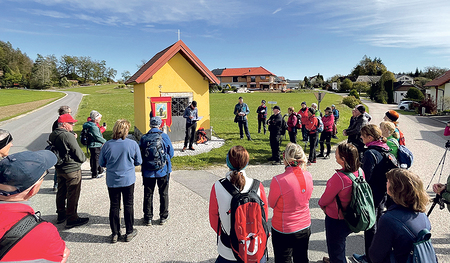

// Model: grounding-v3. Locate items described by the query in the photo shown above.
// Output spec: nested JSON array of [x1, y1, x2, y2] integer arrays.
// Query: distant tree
[[303, 76, 310, 89], [106, 67, 117, 82], [30, 54, 58, 89], [122, 70, 131, 83], [405, 87, 424, 101], [77, 56, 93, 83], [0, 41, 33, 87], [350, 55, 387, 77], [414, 77, 432, 88], [349, 89, 360, 99], [58, 55, 78, 78], [379, 71, 396, 103], [340, 78, 353, 91], [422, 66, 448, 80], [414, 67, 420, 77], [136, 59, 147, 69], [353, 82, 370, 95]]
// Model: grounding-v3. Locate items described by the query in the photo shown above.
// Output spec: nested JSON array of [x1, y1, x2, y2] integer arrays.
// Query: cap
[[356, 105, 366, 114], [385, 110, 399, 122], [90, 110, 102, 120], [331, 104, 335, 107], [301, 101, 306, 105], [58, 113, 77, 123], [0, 150, 57, 196], [150, 116, 163, 127], [261, 100, 266, 104], [273, 105, 280, 110]]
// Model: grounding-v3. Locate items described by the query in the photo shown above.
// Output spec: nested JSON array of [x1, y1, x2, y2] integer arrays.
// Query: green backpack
[[336, 168, 376, 233]]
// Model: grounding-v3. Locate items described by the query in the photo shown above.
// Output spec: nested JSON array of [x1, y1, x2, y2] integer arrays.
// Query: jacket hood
[[83, 121, 96, 129]]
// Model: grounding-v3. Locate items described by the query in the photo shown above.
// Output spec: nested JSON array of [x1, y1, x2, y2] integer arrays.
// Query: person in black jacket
[[256, 100, 268, 134], [343, 105, 368, 156], [267, 106, 283, 164]]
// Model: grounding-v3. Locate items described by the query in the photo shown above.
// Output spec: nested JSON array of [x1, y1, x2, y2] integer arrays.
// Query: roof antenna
[[178, 29, 180, 41]]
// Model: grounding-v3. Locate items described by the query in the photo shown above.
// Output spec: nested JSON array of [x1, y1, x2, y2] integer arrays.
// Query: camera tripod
[[426, 140, 450, 216]]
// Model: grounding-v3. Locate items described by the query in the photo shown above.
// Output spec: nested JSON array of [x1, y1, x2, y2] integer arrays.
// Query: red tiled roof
[[125, 40, 219, 85], [217, 67, 275, 77], [424, 70, 450, 87]]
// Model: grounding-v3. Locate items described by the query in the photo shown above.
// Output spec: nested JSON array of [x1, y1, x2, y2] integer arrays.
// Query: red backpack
[[397, 127, 406, 146], [219, 178, 269, 263]]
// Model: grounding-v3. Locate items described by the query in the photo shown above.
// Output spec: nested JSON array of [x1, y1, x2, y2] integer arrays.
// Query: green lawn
[[0, 89, 64, 107], [63, 85, 353, 169]]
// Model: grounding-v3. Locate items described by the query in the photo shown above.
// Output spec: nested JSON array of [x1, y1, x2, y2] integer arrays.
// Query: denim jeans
[[143, 175, 170, 220], [56, 169, 82, 222], [272, 227, 311, 263], [108, 184, 135, 235], [238, 120, 251, 139], [325, 215, 352, 263]]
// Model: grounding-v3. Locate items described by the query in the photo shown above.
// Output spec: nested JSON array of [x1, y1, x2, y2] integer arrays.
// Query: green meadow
[[0, 89, 64, 107], [63, 85, 352, 169]]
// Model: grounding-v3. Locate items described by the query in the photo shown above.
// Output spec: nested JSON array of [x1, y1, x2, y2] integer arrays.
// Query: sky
[[1, 0, 450, 81]]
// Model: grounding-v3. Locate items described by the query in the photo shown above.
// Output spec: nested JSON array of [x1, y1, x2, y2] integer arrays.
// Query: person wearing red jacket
[[297, 102, 309, 142], [319, 143, 364, 263], [304, 108, 318, 165], [269, 143, 313, 263], [318, 107, 335, 159], [287, 107, 298, 144]]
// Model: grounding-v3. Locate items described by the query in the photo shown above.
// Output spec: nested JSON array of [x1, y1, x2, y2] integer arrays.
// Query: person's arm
[[369, 214, 394, 263], [99, 143, 107, 168], [183, 108, 190, 119], [209, 183, 219, 233], [90, 126, 107, 144], [361, 151, 376, 183], [258, 183, 269, 220], [268, 177, 281, 208], [66, 134, 86, 163], [61, 246, 70, 263], [233, 104, 239, 116], [164, 135, 175, 158], [244, 104, 250, 115], [134, 141, 143, 166], [318, 173, 342, 209], [345, 117, 364, 136]]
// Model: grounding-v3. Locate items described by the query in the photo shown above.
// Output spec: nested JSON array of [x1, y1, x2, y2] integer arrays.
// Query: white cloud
[[273, 8, 282, 14]]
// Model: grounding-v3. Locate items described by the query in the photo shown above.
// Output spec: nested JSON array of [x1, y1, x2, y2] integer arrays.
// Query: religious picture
[[156, 103, 167, 119]]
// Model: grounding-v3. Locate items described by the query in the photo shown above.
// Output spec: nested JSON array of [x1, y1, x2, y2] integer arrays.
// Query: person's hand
[[61, 246, 70, 263], [342, 129, 347, 136], [189, 116, 193, 119], [447, 122, 450, 127], [103, 124, 107, 129], [73, 133, 78, 139], [433, 183, 446, 194]]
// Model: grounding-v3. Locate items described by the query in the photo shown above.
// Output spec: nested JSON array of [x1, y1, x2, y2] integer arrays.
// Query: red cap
[[58, 114, 78, 123]]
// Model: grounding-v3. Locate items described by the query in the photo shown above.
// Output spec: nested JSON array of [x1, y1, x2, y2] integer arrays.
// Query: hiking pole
[[426, 141, 450, 190]]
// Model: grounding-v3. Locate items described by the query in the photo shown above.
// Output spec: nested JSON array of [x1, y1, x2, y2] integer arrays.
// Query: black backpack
[[141, 131, 167, 171], [45, 133, 65, 166], [281, 118, 288, 136], [80, 126, 91, 146]]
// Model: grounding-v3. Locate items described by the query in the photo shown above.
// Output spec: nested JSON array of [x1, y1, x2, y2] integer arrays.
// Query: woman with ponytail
[[268, 143, 313, 263], [209, 146, 268, 263]]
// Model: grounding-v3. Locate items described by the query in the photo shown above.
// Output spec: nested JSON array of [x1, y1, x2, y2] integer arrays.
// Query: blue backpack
[[407, 229, 438, 263], [389, 138, 413, 168], [316, 117, 324, 133]]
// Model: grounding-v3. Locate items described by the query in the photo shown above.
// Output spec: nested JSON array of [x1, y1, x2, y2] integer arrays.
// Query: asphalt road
[[1, 93, 449, 262], [0, 91, 83, 154]]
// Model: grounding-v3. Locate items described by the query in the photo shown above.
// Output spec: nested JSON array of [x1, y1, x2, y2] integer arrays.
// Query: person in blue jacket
[[234, 96, 252, 141], [99, 119, 142, 243], [139, 116, 174, 226]]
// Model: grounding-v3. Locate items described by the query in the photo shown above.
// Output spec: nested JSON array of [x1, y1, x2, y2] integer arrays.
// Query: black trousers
[[288, 130, 297, 144], [89, 147, 103, 177], [301, 126, 308, 141], [238, 120, 251, 139], [319, 131, 332, 155], [308, 133, 317, 162], [272, 227, 311, 263], [56, 169, 82, 222], [143, 175, 170, 220], [270, 134, 281, 162], [108, 184, 135, 235], [258, 118, 266, 134], [184, 122, 197, 148]]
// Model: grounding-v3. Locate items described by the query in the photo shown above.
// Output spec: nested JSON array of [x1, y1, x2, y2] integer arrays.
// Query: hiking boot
[[143, 218, 152, 226], [248, 138, 253, 141], [111, 233, 120, 243], [312, 159, 317, 163], [125, 229, 138, 242], [92, 174, 103, 179], [66, 217, 89, 229], [56, 214, 66, 224], [317, 153, 324, 158], [181, 147, 186, 152], [159, 214, 170, 225], [323, 257, 330, 263], [352, 253, 368, 263], [324, 154, 330, 159]]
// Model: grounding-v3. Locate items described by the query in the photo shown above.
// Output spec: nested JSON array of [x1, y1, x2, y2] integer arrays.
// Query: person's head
[[311, 103, 317, 110], [331, 104, 336, 110], [283, 143, 307, 169], [58, 106, 71, 116], [90, 110, 102, 124], [384, 110, 399, 124], [57, 114, 77, 132], [238, 97, 243, 104], [335, 143, 360, 172], [0, 130, 13, 158], [354, 104, 365, 117], [288, 107, 295, 114], [386, 169, 429, 212], [261, 100, 266, 106], [273, 105, 280, 114], [301, 102, 307, 109], [150, 116, 163, 129], [191, 101, 197, 109], [226, 146, 249, 191], [308, 107, 315, 116], [380, 121, 398, 139], [324, 107, 332, 116], [360, 124, 386, 145], [112, 119, 130, 140], [0, 150, 57, 202]]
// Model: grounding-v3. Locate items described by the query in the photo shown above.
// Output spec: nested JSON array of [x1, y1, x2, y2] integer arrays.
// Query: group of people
[[0, 105, 175, 261]]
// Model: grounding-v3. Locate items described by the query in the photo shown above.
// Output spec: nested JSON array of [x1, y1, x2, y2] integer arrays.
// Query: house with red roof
[[212, 67, 287, 90], [424, 70, 450, 110], [125, 40, 219, 141]]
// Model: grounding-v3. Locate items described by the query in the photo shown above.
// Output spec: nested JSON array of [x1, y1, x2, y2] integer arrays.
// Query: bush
[[405, 87, 424, 101], [342, 96, 362, 109], [420, 98, 437, 114], [349, 89, 360, 99]]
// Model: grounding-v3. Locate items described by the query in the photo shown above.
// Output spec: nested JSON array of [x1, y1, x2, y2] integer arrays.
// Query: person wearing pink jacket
[[319, 143, 365, 263], [269, 143, 313, 263], [318, 107, 335, 159]]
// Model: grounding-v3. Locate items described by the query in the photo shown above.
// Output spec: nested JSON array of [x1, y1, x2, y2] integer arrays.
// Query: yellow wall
[[134, 52, 210, 134]]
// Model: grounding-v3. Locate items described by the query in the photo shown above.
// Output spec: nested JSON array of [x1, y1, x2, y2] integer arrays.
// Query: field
[[0, 89, 64, 121]]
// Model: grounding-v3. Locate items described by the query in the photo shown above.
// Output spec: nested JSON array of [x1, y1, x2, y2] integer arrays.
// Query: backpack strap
[[249, 179, 260, 194], [335, 169, 362, 213], [0, 213, 43, 259], [219, 178, 240, 196]]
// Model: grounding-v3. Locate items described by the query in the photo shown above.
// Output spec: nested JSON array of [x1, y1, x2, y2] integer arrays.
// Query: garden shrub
[[349, 89, 360, 99], [342, 96, 361, 109]]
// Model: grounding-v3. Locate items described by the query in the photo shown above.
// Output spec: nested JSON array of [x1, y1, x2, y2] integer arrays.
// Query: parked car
[[398, 101, 414, 110]]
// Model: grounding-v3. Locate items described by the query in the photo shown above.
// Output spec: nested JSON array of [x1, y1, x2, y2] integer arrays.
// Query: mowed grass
[[0, 89, 64, 107], [61, 85, 353, 169]]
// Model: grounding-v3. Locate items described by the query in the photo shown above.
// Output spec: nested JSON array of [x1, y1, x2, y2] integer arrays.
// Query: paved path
[[0, 91, 83, 154], [4, 95, 450, 262]]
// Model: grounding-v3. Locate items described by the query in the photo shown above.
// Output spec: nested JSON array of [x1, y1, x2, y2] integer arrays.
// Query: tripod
[[426, 140, 450, 216]]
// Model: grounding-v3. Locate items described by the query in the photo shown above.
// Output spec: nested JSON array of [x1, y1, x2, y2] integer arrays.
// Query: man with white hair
[[0, 129, 13, 159], [82, 110, 107, 178]]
